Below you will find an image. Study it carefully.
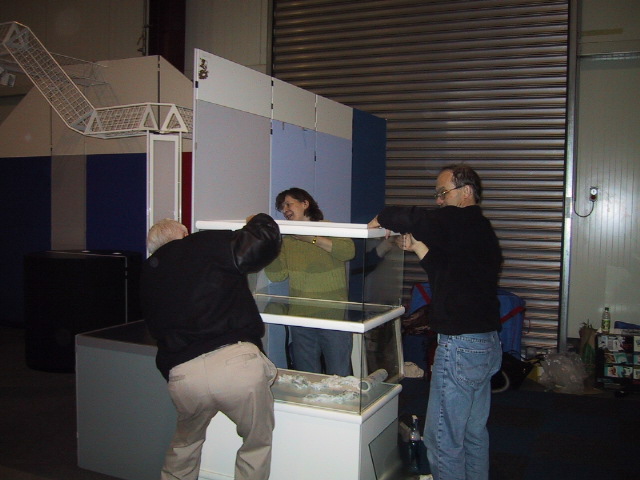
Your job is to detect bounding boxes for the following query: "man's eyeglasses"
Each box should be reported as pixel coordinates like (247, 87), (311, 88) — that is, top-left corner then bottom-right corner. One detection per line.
(433, 185), (463, 200)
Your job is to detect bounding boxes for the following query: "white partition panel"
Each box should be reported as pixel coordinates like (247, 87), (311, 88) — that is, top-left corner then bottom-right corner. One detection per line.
(191, 50), (362, 230)
(272, 78), (317, 130)
(316, 95), (353, 140)
(194, 49), (272, 118)
(148, 133), (181, 231)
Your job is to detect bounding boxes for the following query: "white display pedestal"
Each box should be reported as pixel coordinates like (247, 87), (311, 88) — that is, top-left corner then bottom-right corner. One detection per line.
(76, 322), (405, 480)
(193, 219), (407, 480)
(199, 384), (403, 480)
(76, 220), (406, 480)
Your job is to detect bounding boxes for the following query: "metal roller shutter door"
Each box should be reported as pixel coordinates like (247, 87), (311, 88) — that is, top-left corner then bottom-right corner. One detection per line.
(272, 0), (569, 351)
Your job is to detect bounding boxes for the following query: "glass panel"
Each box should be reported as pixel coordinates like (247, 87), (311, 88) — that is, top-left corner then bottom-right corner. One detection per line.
(203, 220), (404, 305)
(265, 318), (403, 415)
(351, 236), (404, 306)
(365, 319), (403, 383)
(255, 294), (402, 326)
(200, 220), (406, 415)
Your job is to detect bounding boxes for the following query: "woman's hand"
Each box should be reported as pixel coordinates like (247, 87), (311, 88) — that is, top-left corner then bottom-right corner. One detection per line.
(294, 235), (333, 253)
(294, 235), (315, 243)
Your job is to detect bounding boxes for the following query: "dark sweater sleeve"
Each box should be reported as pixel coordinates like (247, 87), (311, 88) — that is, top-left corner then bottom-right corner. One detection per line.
(377, 206), (418, 233)
(377, 206), (445, 248)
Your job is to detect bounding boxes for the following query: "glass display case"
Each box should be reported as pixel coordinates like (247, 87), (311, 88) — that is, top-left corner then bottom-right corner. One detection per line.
(196, 219), (407, 480)
(197, 219), (404, 305)
(196, 219), (406, 416)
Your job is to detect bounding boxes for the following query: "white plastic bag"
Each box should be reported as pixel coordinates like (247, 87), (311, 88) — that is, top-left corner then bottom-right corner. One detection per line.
(538, 352), (587, 394)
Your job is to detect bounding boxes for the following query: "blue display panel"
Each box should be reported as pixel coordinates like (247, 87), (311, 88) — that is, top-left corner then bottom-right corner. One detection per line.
(315, 131), (352, 223)
(86, 153), (146, 255)
(0, 156), (51, 324)
(351, 108), (386, 224)
(270, 120), (316, 219)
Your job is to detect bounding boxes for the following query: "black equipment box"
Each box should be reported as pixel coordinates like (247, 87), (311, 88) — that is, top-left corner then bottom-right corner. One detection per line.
(24, 250), (142, 372)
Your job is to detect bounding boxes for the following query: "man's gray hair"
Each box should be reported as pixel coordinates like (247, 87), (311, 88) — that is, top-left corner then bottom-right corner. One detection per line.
(147, 219), (188, 254)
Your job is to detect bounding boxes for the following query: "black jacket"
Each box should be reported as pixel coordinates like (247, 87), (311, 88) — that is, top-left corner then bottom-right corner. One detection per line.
(141, 213), (281, 380)
(378, 205), (502, 335)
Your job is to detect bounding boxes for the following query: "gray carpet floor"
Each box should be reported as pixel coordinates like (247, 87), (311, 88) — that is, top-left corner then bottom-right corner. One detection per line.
(3, 323), (639, 480)
(399, 373), (640, 480)
(0, 326), (120, 480)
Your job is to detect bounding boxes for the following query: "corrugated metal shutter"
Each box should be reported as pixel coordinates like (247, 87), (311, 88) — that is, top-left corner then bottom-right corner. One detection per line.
(272, 0), (568, 351)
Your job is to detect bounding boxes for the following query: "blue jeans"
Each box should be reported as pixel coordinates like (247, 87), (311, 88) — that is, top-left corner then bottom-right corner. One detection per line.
(290, 327), (352, 376)
(424, 332), (501, 480)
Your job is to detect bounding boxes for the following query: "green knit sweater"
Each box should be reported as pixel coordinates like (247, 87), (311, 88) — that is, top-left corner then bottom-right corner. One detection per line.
(264, 234), (355, 302)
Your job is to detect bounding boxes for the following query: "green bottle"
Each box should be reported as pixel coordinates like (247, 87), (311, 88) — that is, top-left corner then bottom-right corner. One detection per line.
(601, 307), (611, 334)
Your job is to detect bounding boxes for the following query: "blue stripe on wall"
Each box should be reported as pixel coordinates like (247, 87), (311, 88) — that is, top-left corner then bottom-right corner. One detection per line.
(351, 108), (386, 224)
(86, 153), (147, 255)
(0, 156), (51, 325)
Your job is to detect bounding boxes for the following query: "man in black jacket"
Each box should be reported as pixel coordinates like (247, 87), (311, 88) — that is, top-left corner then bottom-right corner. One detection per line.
(369, 165), (502, 480)
(141, 214), (281, 480)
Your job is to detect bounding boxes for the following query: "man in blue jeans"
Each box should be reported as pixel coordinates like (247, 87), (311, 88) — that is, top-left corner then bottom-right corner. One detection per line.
(369, 164), (502, 480)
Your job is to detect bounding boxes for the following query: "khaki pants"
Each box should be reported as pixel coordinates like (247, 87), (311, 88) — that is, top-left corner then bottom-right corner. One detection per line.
(161, 342), (277, 480)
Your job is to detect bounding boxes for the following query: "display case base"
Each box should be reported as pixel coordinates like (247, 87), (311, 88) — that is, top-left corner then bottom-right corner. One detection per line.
(200, 385), (403, 480)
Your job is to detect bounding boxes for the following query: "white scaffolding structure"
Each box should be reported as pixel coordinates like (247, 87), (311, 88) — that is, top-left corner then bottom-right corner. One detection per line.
(0, 21), (192, 139)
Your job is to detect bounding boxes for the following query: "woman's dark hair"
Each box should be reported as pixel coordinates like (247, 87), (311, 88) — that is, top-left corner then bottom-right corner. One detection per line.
(275, 187), (324, 221)
(441, 164), (482, 204)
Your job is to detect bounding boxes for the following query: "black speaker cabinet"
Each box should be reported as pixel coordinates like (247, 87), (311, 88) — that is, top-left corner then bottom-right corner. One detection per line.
(24, 250), (142, 372)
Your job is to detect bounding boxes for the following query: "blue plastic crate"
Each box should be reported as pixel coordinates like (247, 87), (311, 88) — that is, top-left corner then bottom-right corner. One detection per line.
(407, 283), (526, 356)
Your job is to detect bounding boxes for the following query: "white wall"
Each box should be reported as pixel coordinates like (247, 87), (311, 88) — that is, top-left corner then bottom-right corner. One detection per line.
(185, 0), (271, 76)
(566, 0), (640, 336)
(0, 0), (271, 124)
(0, 0), (146, 100)
(579, 0), (640, 56)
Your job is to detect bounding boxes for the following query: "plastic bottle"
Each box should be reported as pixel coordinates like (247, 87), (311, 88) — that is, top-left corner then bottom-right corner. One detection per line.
(601, 307), (611, 334)
(408, 415), (421, 473)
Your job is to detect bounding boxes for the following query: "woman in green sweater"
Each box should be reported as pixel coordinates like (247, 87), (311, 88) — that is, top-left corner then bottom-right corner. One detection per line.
(265, 188), (355, 376)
